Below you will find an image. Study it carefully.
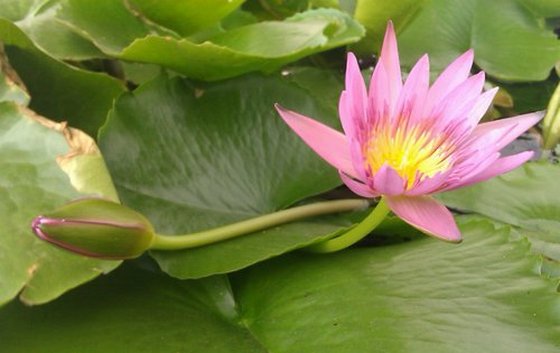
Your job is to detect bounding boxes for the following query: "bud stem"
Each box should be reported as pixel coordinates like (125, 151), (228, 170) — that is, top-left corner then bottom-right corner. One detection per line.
(304, 197), (390, 253)
(150, 199), (370, 250)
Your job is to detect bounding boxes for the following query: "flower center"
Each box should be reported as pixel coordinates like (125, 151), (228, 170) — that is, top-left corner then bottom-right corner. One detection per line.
(365, 124), (452, 187)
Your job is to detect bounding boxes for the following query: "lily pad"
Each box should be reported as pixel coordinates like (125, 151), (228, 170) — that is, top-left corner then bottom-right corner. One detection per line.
(397, 0), (560, 81)
(1, 218), (559, 352)
(0, 16), (125, 136)
(0, 0), (106, 60)
(439, 162), (560, 273)
(0, 100), (120, 306)
(126, 0), (246, 36)
(98, 72), (362, 279)
(57, 0), (364, 80)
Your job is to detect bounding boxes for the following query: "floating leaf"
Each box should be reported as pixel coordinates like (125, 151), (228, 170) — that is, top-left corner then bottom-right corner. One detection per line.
(0, 51), (29, 105)
(98, 72), (357, 279)
(398, 0), (560, 81)
(0, 0), (106, 60)
(0, 100), (120, 305)
(1, 218), (559, 352)
(233, 218), (560, 352)
(352, 0), (426, 53)
(0, 16), (124, 136)
(439, 162), (560, 273)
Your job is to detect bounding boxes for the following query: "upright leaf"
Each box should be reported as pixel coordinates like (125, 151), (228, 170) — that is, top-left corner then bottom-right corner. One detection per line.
(57, 0), (365, 80)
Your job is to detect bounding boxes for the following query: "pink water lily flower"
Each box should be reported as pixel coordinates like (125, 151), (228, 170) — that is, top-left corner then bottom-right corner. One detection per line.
(276, 22), (542, 242)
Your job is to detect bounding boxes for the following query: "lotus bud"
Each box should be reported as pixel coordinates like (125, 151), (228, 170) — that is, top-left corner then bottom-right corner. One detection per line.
(31, 198), (155, 259)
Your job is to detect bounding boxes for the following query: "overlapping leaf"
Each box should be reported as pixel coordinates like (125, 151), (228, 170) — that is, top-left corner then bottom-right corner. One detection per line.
(54, 0), (364, 80)
(98, 72), (363, 279)
(439, 162), (560, 275)
(126, 0), (246, 36)
(0, 11), (124, 135)
(397, 0), (560, 81)
(0, 66), (120, 305)
(1, 218), (559, 352)
(351, 0), (426, 52)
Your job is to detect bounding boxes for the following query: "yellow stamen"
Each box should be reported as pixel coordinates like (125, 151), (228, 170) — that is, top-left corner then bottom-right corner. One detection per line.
(366, 124), (451, 187)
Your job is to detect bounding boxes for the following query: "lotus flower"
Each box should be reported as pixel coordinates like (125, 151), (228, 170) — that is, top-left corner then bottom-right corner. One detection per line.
(276, 22), (542, 242)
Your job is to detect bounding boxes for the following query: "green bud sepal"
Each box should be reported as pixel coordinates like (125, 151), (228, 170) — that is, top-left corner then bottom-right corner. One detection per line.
(31, 198), (155, 259)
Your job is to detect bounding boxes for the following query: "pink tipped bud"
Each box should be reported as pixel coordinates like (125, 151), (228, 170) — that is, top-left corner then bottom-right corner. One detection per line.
(31, 198), (155, 259)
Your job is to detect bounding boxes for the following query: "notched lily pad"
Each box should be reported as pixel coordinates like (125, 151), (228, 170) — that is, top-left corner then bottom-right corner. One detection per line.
(98, 72), (363, 279)
(0, 61), (120, 306)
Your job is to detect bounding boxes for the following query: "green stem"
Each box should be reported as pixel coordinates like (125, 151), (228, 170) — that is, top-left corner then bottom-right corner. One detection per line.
(305, 197), (390, 253)
(543, 81), (560, 150)
(150, 199), (370, 250)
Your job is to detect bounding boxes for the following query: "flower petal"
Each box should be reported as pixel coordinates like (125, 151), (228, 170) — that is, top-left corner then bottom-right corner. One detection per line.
(275, 104), (357, 178)
(340, 53), (368, 139)
(405, 171), (450, 196)
(368, 21), (402, 121)
(433, 71), (486, 130)
(339, 171), (379, 198)
(471, 111), (544, 152)
(424, 49), (474, 114)
(465, 87), (499, 128)
(373, 164), (406, 195)
(446, 151), (534, 191)
(386, 195), (461, 242)
(395, 54), (429, 127)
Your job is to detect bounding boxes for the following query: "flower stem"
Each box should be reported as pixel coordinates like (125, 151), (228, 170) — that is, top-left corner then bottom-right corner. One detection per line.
(150, 199), (370, 250)
(543, 81), (560, 149)
(305, 197), (390, 253)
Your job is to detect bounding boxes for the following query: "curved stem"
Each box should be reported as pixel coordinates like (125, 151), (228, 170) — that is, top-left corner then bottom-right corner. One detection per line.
(150, 199), (370, 250)
(305, 197), (390, 253)
(543, 81), (560, 149)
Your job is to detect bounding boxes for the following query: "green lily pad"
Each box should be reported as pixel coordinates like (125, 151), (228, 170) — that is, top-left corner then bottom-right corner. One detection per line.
(98, 72), (363, 279)
(0, 54), (29, 105)
(398, 0), (560, 82)
(57, 0), (364, 80)
(352, 0), (427, 53)
(0, 269), (267, 352)
(126, 0), (246, 36)
(439, 162), (560, 273)
(1, 218), (558, 352)
(233, 218), (560, 352)
(0, 16), (125, 136)
(0, 98), (120, 306)
(0, 0), (106, 60)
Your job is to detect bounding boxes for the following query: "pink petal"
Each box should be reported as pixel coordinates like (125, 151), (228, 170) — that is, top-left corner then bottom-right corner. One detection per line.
(386, 195), (461, 242)
(424, 50), (474, 116)
(433, 72), (486, 128)
(465, 87), (499, 128)
(372, 164), (406, 195)
(447, 151), (534, 190)
(405, 171), (450, 196)
(442, 152), (501, 192)
(368, 21), (403, 121)
(340, 53), (368, 139)
(395, 54), (429, 127)
(275, 104), (358, 178)
(470, 111), (544, 152)
(348, 138), (369, 180)
(448, 111), (543, 183)
(339, 171), (379, 198)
